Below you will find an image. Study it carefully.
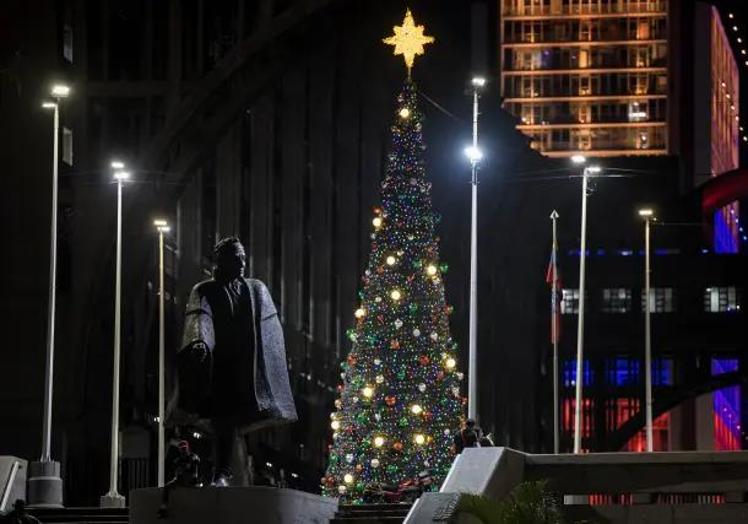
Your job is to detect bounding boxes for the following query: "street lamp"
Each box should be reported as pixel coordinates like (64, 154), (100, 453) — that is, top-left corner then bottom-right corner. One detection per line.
(154, 219), (170, 487)
(638, 208), (655, 452)
(28, 83), (71, 509)
(572, 157), (601, 454)
(465, 76), (485, 421)
(101, 165), (130, 508)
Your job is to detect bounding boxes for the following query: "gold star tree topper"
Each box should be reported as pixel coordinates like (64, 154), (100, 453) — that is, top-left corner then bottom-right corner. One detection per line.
(383, 8), (435, 77)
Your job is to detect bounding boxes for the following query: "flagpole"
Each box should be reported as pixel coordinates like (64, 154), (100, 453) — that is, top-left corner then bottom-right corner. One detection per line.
(550, 210), (560, 454)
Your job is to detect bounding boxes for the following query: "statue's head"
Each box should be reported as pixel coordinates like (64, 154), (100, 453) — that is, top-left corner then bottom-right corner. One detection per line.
(177, 440), (191, 456)
(214, 237), (246, 280)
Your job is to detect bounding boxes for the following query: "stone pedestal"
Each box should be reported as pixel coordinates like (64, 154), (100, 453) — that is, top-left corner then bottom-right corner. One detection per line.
(130, 486), (338, 524)
(100, 491), (127, 508)
(26, 460), (63, 508)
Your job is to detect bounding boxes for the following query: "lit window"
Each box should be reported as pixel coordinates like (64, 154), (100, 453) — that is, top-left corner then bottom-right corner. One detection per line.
(605, 357), (640, 387)
(563, 358), (593, 387)
(62, 127), (73, 166)
(704, 287), (741, 313)
(641, 288), (676, 313)
(602, 288), (631, 313)
(561, 289), (580, 314)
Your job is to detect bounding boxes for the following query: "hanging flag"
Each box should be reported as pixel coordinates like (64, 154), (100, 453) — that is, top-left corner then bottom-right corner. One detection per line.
(545, 244), (561, 344)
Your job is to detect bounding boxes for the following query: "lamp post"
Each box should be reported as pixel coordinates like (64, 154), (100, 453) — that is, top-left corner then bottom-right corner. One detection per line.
(639, 208), (655, 452)
(101, 164), (129, 508)
(570, 155), (601, 454)
(154, 219), (170, 487)
(28, 84), (71, 509)
(465, 76), (485, 421)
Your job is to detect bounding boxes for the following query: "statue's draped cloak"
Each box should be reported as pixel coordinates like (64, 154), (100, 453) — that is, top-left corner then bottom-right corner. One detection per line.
(171, 278), (297, 432)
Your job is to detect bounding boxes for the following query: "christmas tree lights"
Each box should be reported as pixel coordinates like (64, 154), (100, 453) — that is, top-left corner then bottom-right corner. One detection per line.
(322, 79), (464, 502)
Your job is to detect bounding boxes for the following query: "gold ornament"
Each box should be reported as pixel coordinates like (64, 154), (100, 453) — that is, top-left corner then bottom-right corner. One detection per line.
(410, 404), (423, 415)
(382, 9), (435, 77)
(414, 433), (426, 445)
(399, 107), (411, 119)
(374, 436), (386, 447)
(372, 216), (383, 228)
(362, 386), (374, 398)
(344, 473), (354, 484)
(445, 357), (457, 370)
(355, 307), (366, 319)
(386, 255), (397, 266)
(426, 264), (438, 276)
(390, 289), (402, 301)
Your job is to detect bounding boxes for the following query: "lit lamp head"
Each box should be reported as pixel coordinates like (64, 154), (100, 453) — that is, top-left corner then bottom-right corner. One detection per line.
(51, 84), (71, 98)
(638, 208), (654, 219)
(464, 145), (483, 165)
(571, 154), (587, 165)
(471, 76), (486, 88)
(113, 170), (130, 182)
(154, 218), (170, 233)
(586, 165), (602, 175)
(111, 160), (125, 170)
(41, 101), (57, 109)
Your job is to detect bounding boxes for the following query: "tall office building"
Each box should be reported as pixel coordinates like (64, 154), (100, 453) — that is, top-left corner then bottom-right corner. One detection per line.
(499, 0), (672, 157)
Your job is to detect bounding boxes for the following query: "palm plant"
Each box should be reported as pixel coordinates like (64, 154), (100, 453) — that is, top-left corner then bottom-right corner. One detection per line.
(456, 480), (566, 524)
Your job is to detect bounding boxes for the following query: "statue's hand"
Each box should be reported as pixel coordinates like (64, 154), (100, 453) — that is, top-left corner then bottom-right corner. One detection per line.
(190, 342), (209, 364)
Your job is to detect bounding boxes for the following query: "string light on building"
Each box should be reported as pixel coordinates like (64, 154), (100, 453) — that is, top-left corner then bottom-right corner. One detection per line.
(725, 12), (748, 145)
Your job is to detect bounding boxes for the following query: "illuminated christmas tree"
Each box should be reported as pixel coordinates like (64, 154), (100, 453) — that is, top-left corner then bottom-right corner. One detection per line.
(322, 10), (463, 502)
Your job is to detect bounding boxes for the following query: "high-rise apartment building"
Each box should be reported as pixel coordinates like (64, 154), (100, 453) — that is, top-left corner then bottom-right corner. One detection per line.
(500, 0), (671, 157)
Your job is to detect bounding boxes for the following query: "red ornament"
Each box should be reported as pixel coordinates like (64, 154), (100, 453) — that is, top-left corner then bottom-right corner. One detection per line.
(385, 395), (397, 407)
(393, 442), (403, 451)
(390, 339), (400, 350)
(418, 355), (430, 366)
(424, 411), (434, 422)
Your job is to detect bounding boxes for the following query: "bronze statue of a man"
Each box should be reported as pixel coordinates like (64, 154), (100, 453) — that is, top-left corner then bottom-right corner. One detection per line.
(175, 237), (297, 486)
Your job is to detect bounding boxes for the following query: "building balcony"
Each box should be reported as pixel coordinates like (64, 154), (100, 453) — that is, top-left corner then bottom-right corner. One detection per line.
(502, 1), (668, 19)
(503, 93), (668, 102)
(502, 66), (668, 76)
(517, 120), (666, 129)
(502, 38), (667, 48)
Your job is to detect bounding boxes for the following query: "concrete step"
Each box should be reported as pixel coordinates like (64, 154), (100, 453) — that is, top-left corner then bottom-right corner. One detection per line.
(331, 503), (412, 523)
(28, 507), (129, 524)
(330, 516), (405, 524)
